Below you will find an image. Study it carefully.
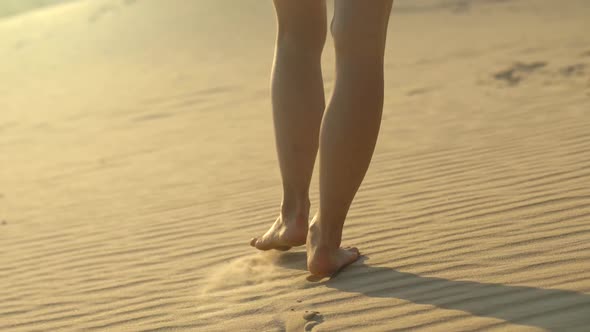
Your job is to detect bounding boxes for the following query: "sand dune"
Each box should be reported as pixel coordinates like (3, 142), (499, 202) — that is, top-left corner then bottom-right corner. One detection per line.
(1, 0), (589, 331)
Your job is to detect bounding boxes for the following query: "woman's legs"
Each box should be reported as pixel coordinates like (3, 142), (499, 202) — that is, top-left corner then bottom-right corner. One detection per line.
(251, 0), (327, 250)
(307, 0), (393, 277)
(252, 0), (394, 277)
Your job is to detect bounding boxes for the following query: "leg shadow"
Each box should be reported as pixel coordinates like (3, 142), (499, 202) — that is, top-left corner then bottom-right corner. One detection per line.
(323, 260), (590, 331)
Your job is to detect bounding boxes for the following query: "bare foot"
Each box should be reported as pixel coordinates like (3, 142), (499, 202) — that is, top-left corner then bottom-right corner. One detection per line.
(307, 246), (359, 278)
(250, 203), (309, 251)
(306, 217), (360, 278)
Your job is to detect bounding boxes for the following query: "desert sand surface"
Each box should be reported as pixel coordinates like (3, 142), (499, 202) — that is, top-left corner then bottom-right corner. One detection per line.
(1, 0), (590, 331)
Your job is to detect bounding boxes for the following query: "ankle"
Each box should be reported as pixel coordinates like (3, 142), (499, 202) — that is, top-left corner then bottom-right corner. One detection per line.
(281, 195), (310, 218)
(308, 217), (342, 250)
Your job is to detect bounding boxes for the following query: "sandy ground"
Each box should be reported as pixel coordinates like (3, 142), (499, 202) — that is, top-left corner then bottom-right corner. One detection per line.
(1, 0), (590, 331)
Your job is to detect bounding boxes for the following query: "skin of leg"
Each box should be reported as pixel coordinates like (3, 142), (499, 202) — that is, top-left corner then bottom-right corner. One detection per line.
(251, 0), (327, 250)
(307, 0), (394, 277)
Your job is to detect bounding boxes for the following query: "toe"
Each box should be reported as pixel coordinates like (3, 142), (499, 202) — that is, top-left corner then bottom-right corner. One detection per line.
(328, 247), (360, 278)
(250, 235), (293, 251)
(250, 237), (267, 250)
(343, 248), (359, 265)
(253, 237), (274, 251)
(347, 247), (360, 256)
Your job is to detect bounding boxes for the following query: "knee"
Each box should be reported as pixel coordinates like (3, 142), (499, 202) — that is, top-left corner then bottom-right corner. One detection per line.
(330, 18), (386, 61)
(277, 18), (326, 56)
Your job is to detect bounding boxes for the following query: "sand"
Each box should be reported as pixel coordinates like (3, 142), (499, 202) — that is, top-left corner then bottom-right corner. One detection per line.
(1, 0), (589, 331)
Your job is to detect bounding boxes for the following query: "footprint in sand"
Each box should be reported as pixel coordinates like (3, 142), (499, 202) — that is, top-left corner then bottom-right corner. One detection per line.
(303, 311), (323, 331)
(493, 61), (547, 86)
(286, 310), (324, 332)
(559, 63), (586, 77)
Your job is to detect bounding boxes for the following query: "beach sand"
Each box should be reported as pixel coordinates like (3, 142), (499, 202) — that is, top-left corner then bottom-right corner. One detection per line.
(1, 0), (589, 330)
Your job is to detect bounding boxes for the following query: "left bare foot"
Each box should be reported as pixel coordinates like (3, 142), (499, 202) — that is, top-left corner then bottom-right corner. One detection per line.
(250, 201), (309, 251)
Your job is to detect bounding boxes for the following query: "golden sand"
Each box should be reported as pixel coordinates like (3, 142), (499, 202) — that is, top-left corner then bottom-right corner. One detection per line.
(1, 0), (589, 330)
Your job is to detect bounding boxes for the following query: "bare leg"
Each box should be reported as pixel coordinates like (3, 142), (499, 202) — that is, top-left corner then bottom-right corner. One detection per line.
(307, 0), (393, 276)
(251, 0), (327, 250)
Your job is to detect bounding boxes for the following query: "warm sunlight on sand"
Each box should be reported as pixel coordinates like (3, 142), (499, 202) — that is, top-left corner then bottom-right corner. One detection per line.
(1, 0), (589, 331)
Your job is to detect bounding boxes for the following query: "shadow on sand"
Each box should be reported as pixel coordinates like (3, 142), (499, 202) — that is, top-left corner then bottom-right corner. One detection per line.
(274, 252), (590, 331)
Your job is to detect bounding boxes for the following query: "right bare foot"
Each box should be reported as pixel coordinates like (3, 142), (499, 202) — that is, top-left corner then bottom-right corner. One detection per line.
(306, 217), (360, 278)
(250, 201), (309, 251)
